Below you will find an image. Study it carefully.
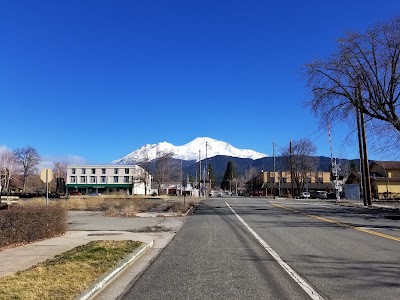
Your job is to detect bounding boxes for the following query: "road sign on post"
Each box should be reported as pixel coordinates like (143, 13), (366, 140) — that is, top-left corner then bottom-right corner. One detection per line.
(40, 168), (54, 205)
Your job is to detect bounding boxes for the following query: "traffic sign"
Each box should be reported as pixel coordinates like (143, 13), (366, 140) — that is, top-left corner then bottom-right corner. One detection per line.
(40, 168), (54, 183)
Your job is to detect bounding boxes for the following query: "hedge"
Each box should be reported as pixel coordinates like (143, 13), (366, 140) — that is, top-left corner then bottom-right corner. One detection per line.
(0, 204), (67, 248)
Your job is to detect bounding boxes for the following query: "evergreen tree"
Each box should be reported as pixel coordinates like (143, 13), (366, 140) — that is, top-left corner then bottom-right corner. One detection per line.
(220, 161), (235, 191)
(208, 163), (216, 189)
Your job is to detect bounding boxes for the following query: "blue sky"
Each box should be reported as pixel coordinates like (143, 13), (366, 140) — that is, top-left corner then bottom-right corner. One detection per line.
(1, 0), (399, 167)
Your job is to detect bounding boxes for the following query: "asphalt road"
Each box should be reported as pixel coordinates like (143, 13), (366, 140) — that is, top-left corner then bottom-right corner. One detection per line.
(120, 197), (400, 300)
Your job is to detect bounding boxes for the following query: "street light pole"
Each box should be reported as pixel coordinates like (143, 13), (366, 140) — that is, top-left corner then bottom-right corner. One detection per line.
(203, 166), (206, 198)
(199, 150), (202, 198)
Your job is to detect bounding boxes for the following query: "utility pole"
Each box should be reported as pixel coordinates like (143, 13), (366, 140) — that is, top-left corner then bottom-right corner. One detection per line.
(180, 159), (183, 196)
(199, 150), (201, 198)
(273, 142), (276, 199)
(290, 139), (294, 198)
(195, 170), (198, 189)
(360, 111), (372, 205)
(355, 82), (372, 206)
(203, 165), (206, 198)
(356, 107), (367, 206)
(328, 124), (340, 202)
(205, 141), (208, 197)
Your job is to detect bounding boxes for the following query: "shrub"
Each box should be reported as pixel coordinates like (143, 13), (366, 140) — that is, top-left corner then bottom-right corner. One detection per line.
(0, 203), (67, 249)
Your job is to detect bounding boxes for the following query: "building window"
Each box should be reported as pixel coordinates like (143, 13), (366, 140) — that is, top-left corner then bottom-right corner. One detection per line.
(100, 176), (106, 183)
(91, 168), (96, 174)
(124, 176), (129, 183)
(80, 176), (86, 183)
(90, 176), (96, 183)
(281, 177), (287, 183)
(125, 168), (129, 174)
(114, 168), (119, 174)
(82, 168), (86, 174)
(72, 168), (76, 174)
(102, 168), (106, 174)
(70, 176), (76, 183)
(114, 176), (118, 183)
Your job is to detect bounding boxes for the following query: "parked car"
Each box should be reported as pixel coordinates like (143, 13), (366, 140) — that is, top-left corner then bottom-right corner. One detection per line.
(88, 193), (101, 196)
(299, 192), (310, 199)
(315, 191), (327, 199)
(69, 191), (81, 196)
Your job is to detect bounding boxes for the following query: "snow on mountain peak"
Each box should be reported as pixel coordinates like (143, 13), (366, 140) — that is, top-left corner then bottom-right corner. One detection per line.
(113, 137), (267, 164)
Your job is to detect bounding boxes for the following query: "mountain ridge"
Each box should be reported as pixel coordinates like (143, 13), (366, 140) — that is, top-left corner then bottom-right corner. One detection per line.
(113, 137), (268, 164)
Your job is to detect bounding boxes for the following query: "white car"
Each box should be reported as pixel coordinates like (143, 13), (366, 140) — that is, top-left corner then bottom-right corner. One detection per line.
(299, 192), (310, 199)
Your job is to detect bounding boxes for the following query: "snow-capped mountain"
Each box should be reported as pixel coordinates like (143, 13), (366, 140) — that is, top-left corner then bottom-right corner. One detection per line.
(113, 137), (267, 164)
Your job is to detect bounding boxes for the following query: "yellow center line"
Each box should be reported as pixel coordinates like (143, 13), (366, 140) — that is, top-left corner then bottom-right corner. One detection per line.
(272, 203), (400, 243)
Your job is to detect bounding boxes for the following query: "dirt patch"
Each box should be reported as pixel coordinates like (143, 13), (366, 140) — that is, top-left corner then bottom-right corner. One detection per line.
(130, 226), (173, 233)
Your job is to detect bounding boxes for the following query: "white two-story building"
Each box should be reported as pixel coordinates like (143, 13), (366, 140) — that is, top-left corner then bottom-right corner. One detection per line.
(65, 165), (152, 195)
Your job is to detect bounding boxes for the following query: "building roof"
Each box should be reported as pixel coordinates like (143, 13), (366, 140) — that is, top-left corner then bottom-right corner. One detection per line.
(68, 164), (139, 168)
(372, 161), (400, 170)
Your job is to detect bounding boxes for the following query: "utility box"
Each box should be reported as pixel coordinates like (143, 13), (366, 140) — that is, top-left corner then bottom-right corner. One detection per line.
(344, 184), (360, 200)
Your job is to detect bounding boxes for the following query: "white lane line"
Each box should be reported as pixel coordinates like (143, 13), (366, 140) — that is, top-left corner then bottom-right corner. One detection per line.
(226, 202), (324, 300)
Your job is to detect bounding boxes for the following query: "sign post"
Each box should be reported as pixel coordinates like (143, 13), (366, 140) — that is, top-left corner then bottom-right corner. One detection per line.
(40, 168), (54, 205)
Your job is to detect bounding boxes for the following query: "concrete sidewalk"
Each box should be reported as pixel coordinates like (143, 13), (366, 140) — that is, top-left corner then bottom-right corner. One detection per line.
(0, 210), (185, 299)
(0, 231), (154, 278)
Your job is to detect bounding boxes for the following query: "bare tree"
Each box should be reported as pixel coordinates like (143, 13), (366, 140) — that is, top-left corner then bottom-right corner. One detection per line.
(51, 161), (68, 193)
(137, 149), (153, 195)
(0, 150), (18, 192)
(154, 150), (177, 194)
(13, 146), (41, 191)
(241, 166), (258, 194)
(336, 159), (353, 180)
(53, 161), (68, 180)
(25, 174), (43, 193)
(134, 166), (151, 195)
(305, 16), (400, 132)
(281, 139), (317, 196)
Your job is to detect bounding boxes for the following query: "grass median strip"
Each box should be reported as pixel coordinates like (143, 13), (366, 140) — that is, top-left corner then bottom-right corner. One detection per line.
(0, 240), (142, 300)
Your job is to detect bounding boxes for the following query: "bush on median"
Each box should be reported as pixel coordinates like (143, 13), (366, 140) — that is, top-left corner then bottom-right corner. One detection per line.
(0, 203), (67, 249)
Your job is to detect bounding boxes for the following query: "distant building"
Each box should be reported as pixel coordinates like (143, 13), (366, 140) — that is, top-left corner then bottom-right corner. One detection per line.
(65, 165), (152, 195)
(250, 170), (332, 197)
(158, 181), (197, 197)
(346, 161), (400, 200)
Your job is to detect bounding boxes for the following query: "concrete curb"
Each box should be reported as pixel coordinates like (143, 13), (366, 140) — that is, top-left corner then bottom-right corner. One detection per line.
(334, 201), (400, 211)
(135, 204), (197, 218)
(77, 240), (154, 300)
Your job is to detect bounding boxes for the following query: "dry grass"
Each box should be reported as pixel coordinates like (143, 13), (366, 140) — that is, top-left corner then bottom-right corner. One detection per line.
(163, 200), (196, 214)
(0, 240), (141, 300)
(20, 196), (199, 217)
